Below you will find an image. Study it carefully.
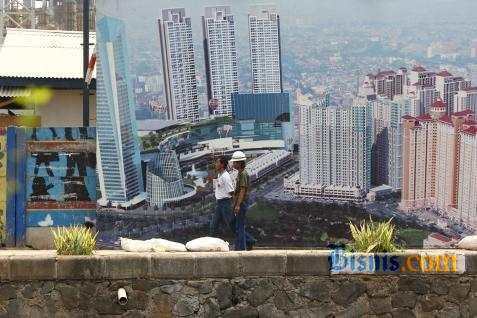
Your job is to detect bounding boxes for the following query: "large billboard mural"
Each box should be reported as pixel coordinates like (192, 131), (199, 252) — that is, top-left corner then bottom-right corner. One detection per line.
(95, 0), (463, 251)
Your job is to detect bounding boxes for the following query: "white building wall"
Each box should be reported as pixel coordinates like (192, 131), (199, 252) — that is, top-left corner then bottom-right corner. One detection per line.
(159, 9), (199, 122)
(454, 89), (477, 113)
(435, 122), (456, 211)
(297, 100), (372, 200)
(203, 6), (238, 116)
(249, 5), (282, 94)
(457, 132), (477, 227)
(407, 124), (434, 209)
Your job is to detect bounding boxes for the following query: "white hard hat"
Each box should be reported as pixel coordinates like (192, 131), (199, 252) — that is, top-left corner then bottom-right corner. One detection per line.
(230, 151), (246, 162)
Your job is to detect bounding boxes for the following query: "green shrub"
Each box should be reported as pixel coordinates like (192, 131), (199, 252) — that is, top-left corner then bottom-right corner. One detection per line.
(347, 218), (398, 253)
(52, 226), (97, 255)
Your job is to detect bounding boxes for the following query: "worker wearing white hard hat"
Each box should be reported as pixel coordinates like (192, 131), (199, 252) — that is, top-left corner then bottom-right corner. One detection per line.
(208, 156), (235, 239)
(230, 151), (256, 250)
(230, 150), (246, 162)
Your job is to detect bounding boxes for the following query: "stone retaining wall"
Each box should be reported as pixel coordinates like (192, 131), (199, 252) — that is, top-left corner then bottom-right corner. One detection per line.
(1, 250), (477, 317)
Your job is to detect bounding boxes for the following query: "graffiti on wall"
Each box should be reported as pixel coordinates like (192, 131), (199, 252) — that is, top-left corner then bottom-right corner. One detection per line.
(24, 127), (97, 227)
(26, 153), (96, 203)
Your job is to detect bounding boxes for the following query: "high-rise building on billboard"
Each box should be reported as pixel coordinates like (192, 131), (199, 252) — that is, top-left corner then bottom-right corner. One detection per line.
(202, 6), (238, 116)
(400, 99), (476, 228)
(285, 98), (372, 201)
(435, 70), (471, 114)
(454, 86), (477, 114)
(364, 65), (475, 195)
(367, 68), (407, 100)
(231, 92), (292, 147)
(371, 96), (409, 190)
(146, 150), (185, 207)
(248, 5), (283, 94)
(96, 16), (144, 207)
(158, 8), (199, 122)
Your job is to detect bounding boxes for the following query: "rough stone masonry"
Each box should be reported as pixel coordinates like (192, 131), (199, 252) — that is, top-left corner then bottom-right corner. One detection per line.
(1, 250), (477, 317)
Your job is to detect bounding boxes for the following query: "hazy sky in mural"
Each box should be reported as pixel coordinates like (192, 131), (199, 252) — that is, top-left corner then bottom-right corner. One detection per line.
(96, 0), (477, 108)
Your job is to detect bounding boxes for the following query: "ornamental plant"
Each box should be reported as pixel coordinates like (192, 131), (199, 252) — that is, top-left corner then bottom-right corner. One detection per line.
(52, 225), (97, 255)
(347, 218), (398, 253)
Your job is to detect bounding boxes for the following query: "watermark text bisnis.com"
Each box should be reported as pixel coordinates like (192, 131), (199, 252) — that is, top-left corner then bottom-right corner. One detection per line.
(329, 249), (465, 274)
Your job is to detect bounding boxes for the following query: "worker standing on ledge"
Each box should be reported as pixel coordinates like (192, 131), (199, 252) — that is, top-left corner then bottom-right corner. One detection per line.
(209, 156), (235, 238)
(230, 151), (257, 251)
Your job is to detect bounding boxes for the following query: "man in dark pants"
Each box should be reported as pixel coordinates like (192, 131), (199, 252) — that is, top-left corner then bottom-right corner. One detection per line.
(230, 151), (257, 251)
(209, 157), (235, 238)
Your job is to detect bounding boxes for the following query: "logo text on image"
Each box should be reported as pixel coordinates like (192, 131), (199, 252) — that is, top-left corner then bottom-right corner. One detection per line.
(329, 249), (464, 274)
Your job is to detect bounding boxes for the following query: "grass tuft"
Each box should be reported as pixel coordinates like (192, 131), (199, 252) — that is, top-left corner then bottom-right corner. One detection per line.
(52, 225), (97, 255)
(347, 217), (398, 253)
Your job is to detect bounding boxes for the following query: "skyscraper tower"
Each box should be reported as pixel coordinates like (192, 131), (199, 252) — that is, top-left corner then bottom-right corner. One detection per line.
(202, 6), (238, 116)
(400, 100), (476, 228)
(96, 16), (144, 207)
(297, 99), (372, 200)
(435, 70), (471, 114)
(248, 4), (282, 94)
(158, 8), (199, 122)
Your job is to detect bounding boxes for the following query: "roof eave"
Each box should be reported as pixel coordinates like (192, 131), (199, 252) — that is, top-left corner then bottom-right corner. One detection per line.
(0, 77), (96, 90)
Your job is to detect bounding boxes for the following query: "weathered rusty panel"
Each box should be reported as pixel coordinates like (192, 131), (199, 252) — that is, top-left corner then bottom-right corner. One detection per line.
(23, 127), (97, 242)
(0, 115), (41, 128)
(1, 127), (98, 246)
(26, 141), (96, 153)
(27, 201), (97, 210)
(24, 128), (97, 208)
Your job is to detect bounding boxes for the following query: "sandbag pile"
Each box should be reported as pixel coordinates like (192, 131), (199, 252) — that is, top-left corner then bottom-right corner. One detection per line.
(120, 238), (153, 252)
(149, 238), (187, 252)
(457, 235), (477, 250)
(185, 237), (229, 252)
(120, 236), (229, 252)
(120, 237), (187, 252)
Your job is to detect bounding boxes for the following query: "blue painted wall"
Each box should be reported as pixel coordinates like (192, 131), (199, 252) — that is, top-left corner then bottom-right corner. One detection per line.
(4, 127), (97, 246)
(27, 210), (97, 227)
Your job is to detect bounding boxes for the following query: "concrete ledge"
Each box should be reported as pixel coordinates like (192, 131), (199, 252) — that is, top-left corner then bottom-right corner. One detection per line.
(196, 252), (240, 278)
(240, 251), (287, 276)
(151, 253), (196, 279)
(9, 255), (57, 280)
(103, 253), (150, 280)
(286, 250), (330, 276)
(57, 255), (104, 280)
(0, 249), (475, 282)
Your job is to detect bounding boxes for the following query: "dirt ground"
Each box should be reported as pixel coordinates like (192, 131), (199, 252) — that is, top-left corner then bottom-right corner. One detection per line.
(156, 199), (432, 249)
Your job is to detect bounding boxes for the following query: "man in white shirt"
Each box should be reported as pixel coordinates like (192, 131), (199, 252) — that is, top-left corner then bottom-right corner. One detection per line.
(209, 156), (235, 237)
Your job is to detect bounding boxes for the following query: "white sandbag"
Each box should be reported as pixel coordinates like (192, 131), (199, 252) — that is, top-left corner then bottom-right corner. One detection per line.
(120, 237), (152, 252)
(148, 238), (187, 252)
(457, 236), (477, 250)
(186, 237), (229, 252)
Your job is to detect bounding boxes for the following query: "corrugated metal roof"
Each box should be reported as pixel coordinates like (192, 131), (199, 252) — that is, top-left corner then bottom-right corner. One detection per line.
(0, 28), (96, 79)
(0, 87), (31, 97)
